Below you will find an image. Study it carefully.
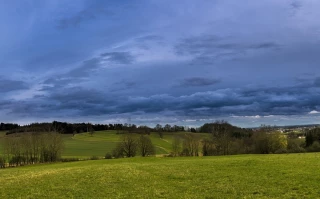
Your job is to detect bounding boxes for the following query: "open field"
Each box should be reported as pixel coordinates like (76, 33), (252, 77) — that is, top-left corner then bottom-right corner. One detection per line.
(1, 153), (320, 198)
(0, 131), (210, 158)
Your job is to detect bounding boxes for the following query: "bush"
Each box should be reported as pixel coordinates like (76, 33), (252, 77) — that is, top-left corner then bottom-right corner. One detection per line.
(287, 138), (305, 153)
(112, 144), (124, 158)
(274, 148), (288, 154)
(90, 156), (100, 160)
(105, 153), (112, 159)
(61, 158), (80, 162)
(306, 141), (320, 152)
(288, 147), (306, 153)
(0, 156), (6, 168)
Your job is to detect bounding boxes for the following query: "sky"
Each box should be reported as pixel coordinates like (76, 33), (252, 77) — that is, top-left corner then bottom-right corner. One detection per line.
(1, 0), (320, 127)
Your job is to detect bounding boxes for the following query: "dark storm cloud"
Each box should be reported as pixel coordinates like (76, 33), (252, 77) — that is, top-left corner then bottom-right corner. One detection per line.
(3, 82), (320, 124)
(179, 77), (220, 87)
(100, 52), (135, 64)
(0, 78), (28, 92)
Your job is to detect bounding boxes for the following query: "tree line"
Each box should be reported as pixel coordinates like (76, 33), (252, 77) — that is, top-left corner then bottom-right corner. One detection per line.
(3, 121), (187, 135)
(2, 120), (320, 166)
(107, 134), (155, 159)
(168, 121), (320, 157)
(0, 132), (63, 168)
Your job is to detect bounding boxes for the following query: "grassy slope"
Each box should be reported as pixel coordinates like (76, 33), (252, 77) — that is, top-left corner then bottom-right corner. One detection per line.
(62, 131), (209, 158)
(1, 153), (320, 198)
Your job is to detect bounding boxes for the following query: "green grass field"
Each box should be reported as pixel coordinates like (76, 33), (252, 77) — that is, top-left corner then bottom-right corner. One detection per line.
(62, 131), (184, 158)
(1, 153), (320, 198)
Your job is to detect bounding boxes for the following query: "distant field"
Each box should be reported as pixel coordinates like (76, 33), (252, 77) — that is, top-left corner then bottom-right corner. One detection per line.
(1, 153), (320, 198)
(0, 130), (210, 158)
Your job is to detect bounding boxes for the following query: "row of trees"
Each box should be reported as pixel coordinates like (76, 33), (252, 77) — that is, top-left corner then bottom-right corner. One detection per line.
(110, 134), (155, 158)
(169, 122), (317, 157)
(0, 132), (64, 168)
(0, 123), (19, 131)
(4, 121), (187, 135)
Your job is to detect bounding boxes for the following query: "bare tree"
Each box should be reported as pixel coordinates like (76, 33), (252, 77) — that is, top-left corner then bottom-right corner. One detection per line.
(181, 133), (200, 156)
(117, 134), (138, 157)
(2, 132), (64, 167)
(139, 135), (155, 157)
(210, 121), (233, 155)
(171, 136), (181, 156)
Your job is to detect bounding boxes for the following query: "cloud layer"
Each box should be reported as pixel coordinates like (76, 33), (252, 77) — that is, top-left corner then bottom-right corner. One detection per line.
(1, 0), (320, 127)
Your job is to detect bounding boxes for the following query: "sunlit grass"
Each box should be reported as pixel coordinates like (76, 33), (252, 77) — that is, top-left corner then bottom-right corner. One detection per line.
(1, 153), (320, 198)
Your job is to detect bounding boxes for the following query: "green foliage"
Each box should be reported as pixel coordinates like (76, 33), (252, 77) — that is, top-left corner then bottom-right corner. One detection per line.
(274, 148), (288, 154)
(287, 139), (306, 153)
(0, 156), (5, 168)
(90, 156), (100, 160)
(306, 141), (320, 152)
(252, 131), (287, 154)
(305, 128), (320, 147)
(104, 153), (112, 159)
(61, 158), (80, 162)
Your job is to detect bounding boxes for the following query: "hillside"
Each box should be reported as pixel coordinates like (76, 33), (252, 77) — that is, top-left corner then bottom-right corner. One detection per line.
(0, 130), (210, 158)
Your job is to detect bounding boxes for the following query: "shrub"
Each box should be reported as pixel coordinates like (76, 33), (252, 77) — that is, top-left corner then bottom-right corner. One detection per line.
(287, 139), (306, 153)
(112, 144), (124, 158)
(0, 156), (6, 168)
(105, 153), (112, 159)
(90, 156), (100, 160)
(61, 158), (80, 162)
(306, 141), (320, 152)
(274, 148), (288, 154)
(139, 135), (155, 157)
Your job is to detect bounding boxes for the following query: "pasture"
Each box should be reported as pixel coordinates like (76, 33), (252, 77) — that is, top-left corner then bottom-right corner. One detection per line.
(0, 153), (320, 198)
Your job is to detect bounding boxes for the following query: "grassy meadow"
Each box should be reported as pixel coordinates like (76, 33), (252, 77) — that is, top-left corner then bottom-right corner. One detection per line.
(1, 153), (320, 198)
(62, 131), (190, 158)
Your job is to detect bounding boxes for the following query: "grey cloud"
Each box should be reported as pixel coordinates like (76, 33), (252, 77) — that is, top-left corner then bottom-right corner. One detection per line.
(135, 35), (163, 42)
(100, 52), (135, 64)
(179, 77), (220, 87)
(45, 57), (101, 87)
(175, 35), (281, 64)
(175, 35), (222, 55)
(56, 2), (113, 29)
(4, 83), (320, 121)
(313, 77), (320, 87)
(111, 80), (137, 92)
(250, 42), (280, 49)
(0, 78), (28, 92)
(69, 58), (101, 77)
(40, 52), (136, 92)
(291, 1), (302, 9)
